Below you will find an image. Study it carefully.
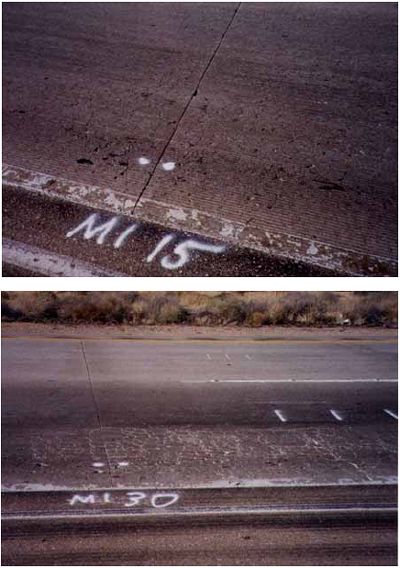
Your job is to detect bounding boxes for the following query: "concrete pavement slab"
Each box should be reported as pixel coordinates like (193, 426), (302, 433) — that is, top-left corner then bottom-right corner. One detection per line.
(1, 338), (98, 428)
(3, 2), (237, 202)
(136, 2), (397, 273)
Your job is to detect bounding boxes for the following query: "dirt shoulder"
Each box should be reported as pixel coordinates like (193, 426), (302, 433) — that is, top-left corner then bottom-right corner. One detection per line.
(1, 321), (397, 341)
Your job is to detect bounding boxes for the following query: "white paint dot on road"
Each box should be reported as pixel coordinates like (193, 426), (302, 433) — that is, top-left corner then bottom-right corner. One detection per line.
(330, 409), (343, 422)
(92, 462), (105, 467)
(274, 409), (287, 423)
(117, 461), (129, 467)
(138, 157), (151, 165)
(162, 161), (175, 171)
(384, 409), (398, 420)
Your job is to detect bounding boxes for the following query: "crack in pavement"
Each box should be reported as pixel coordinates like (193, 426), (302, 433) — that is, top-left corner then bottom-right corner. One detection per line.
(80, 342), (113, 487)
(131, 2), (242, 213)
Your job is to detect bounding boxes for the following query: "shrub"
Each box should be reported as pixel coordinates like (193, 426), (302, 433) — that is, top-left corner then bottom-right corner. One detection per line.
(57, 292), (135, 323)
(131, 294), (188, 325)
(3, 292), (59, 321)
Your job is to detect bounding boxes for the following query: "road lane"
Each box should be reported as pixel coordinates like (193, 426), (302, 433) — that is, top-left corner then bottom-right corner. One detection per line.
(2, 335), (397, 490)
(2, 336), (397, 426)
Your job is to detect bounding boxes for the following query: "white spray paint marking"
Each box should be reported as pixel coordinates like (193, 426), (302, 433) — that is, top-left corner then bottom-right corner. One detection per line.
(206, 353), (212, 360)
(69, 494), (96, 506)
(146, 234), (175, 263)
(151, 493), (179, 508)
(160, 239), (225, 270)
(274, 409), (287, 423)
(330, 409), (344, 422)
(68, 491), (180, 509)
(64, 212), (225, 270)
(224, 354), (231, 361)
(92, 462), (105, 468)
(103, 492), (112, 503)
(124, 492), (147, 507)
(113, 224), (137, 248)
(245, 355), (252, 360)
(3, 238), (122, 277)
(384, 409), (398, 420)
(66, 213), (119, 245)
(138, 157), (151, 165)
(162, 161), (175, 171)
(117, 461), (129, 467)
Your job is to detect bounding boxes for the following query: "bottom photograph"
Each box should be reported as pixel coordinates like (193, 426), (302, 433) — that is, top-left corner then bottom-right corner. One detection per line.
(1, 291), (398, 566)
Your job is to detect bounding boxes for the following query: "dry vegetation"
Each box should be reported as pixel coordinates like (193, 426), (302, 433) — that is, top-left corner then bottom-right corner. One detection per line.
(1, 292), (397, 327)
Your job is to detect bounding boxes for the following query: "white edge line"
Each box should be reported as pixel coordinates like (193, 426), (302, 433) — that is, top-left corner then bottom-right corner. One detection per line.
(2, 480), (397, 493)
(3, 238), (125, 277)
(3, 506), (397, 522)
(180, 379), (397, 383)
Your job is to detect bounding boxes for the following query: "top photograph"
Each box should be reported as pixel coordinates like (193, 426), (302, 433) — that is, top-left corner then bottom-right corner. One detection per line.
(2, 2), (397, 277)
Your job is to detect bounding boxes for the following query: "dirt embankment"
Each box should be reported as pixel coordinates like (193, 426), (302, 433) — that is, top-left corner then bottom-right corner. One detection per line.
(2, 321), (397, 342)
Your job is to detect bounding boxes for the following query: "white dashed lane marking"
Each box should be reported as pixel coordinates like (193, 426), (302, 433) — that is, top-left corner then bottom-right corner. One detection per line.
(274, 409), (287, 423)
(384, 409), (398, 420)
(330, 409), (344, 422)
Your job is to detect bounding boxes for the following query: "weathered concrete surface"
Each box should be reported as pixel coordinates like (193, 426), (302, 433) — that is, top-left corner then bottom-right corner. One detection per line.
(2, 336), (397, 490)
(1, 338), (99, 428)
(2, 3), (397, 275)
(139, 3), (398, 273)
(2, 424), (397, 491)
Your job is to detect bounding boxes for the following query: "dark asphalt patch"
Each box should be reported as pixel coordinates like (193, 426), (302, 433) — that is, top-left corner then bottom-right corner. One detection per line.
(2, 186), (338, 276)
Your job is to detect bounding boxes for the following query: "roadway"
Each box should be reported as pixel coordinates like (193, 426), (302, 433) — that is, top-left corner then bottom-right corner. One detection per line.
(2, 3), (397, 276)
(2, 334), (398, 564)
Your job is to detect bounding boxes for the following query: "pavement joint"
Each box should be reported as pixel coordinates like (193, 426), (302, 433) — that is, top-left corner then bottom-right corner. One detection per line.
(131, 3), (242, 213)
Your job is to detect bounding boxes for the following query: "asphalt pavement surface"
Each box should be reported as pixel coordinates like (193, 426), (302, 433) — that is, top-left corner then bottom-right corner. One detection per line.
(2, 3), (398, 276)
(2, 333), (398, 564)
